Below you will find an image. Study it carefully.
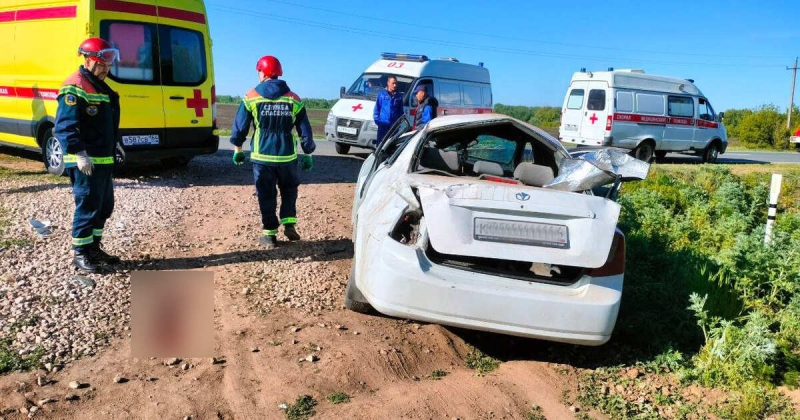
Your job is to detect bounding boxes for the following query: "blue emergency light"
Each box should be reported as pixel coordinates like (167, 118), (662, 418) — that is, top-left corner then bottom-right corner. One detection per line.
(381, 52), (429, 62)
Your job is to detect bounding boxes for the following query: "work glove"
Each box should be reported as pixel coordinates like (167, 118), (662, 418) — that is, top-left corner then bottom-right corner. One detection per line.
(115, 143), (126, 166)
(299, 154), (313, 172)
(232, 150), (246, 166)
(76, 150), (94, 176)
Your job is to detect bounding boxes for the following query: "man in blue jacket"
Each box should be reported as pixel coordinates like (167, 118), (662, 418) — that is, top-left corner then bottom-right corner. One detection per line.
(412, 85), (438, 130)
(372, 76), (403, 147)
(230, 55), (316, 249)
(54, 37), (125, 273)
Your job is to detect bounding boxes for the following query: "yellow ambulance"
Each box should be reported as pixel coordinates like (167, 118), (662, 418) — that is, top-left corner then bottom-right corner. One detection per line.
(0, 0), (218, 175)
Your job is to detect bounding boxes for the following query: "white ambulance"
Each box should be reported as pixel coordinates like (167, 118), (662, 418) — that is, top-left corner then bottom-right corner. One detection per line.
(558, 69), (728, 163)
(325, 52), (492, 154)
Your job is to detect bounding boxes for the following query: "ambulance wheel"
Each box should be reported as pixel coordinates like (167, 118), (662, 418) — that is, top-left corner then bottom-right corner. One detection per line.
(702, 142), (720, 163)
(344, 264), (373, 314)
(632, 141), (654, 163)
(334, 142), (350, 155)
(41, 128), (65, 176)
(161, 156), (192, 168)
(655, 151), (667, 161)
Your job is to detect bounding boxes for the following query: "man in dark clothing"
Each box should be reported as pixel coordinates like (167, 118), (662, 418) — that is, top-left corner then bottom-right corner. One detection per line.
(372, 76), (403, 147)
(413, 85), (438, 130)
(230, 55), (316, 249)
(54, 37), (125, 273)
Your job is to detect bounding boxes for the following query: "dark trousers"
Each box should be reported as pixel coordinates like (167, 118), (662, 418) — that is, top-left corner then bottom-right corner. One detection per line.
(69, 165), (114, 252)
(253, 162), (300, 236)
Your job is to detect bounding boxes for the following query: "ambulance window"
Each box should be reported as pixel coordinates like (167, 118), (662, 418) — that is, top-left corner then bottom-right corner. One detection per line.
(462, 84), (482, 106)
(616, 91), (633, 112)
(159, 26), (207, 85)
(102, 22), (157, 84)
(637, 93), (664, 115)
(587, 90), (606, 111)
(698, 98), (716, 121)
(439, 82), (461, 106)
(567, 89), (584, 109)
(481, 87), (493, 107)
(667, 96), (694, 118)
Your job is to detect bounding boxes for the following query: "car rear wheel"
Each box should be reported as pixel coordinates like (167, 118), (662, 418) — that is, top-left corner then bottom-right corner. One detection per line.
(632, 141), (654, 163)
(344, 264), (373, 314)
(334, 142), (350, 155)
(702, 142), (720, 163)
(41, 128), (65, 176)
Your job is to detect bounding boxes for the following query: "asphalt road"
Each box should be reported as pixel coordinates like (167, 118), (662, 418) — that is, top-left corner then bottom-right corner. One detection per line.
(218, 137), (800, 164)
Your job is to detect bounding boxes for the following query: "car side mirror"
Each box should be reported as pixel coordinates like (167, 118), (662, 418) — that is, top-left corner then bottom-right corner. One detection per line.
(718, 111), (724, 121)
(340, 86), (345, 98)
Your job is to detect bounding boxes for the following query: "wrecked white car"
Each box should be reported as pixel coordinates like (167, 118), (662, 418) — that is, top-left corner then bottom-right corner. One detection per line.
(345, 114), (650, 346)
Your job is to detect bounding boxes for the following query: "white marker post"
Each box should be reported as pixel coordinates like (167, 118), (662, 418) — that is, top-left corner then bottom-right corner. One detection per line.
(765, 173), (783, 244)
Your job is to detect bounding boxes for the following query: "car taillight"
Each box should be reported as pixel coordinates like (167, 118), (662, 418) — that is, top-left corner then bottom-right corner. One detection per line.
(211, 85), (218, 128)
(605, 114), (613, 131)
(589, 229), (625, 277)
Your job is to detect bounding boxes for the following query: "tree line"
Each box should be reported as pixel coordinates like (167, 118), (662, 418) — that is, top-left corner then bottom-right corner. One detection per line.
(217, 95), (800, 149)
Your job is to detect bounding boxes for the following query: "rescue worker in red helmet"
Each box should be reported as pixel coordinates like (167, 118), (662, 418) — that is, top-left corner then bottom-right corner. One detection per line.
(230, 55), (316, 249)
(54, 37), (125, 273)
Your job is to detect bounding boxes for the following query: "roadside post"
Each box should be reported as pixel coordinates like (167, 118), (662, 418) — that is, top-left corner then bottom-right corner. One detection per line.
(764, 173), (783, 244)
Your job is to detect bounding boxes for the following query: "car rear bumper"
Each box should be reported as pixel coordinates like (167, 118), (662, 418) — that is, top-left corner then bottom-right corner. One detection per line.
(120, 127), (219, 162)
(359, 236), (623, 346)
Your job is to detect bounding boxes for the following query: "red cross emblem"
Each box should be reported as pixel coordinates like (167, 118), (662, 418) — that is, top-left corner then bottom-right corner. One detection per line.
(589, 113), (598, 124)
(352, 103), (363, 112)
(186, 89), (209, 117)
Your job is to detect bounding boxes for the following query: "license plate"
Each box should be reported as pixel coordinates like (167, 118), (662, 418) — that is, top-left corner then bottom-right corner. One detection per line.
(337, 126), (358, 135)
(122, 135), (160, 146)
(474, 218), (569, 249)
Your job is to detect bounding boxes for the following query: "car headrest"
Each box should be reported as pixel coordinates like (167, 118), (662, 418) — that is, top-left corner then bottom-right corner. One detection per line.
(514, 163), (554, 187)
(420, 148), (460, 173)
(473, 161), (504, 177)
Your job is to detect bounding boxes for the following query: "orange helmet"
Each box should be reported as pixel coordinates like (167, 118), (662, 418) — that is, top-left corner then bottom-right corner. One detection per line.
(256, 55), (282, 78)
(78, 38), (119, 63)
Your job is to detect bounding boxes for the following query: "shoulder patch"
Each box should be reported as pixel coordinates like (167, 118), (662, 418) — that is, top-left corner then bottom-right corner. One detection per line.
(64, 94), (77, 106)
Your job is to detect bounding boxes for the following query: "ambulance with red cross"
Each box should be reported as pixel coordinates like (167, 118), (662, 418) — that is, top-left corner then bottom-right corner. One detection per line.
(0, 0), (218, 175)
(559, 69), (727, 163)
(326, 53), (493, 155)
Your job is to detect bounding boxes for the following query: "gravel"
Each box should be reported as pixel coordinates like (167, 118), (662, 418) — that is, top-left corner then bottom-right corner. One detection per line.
(1, 153), (354, 370)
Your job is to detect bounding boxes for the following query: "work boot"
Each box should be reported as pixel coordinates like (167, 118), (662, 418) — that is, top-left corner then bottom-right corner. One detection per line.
(89, 243), (121, 264)
(260, 235), (277, 249)
(284, 224), (301, 241)
(73, 251), (99, 273)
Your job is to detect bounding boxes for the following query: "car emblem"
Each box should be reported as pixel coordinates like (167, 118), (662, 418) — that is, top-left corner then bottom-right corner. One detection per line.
(515, 192), (530, 201)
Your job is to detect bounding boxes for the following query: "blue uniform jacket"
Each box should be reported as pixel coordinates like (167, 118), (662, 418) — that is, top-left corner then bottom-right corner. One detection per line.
(230, 79), (315, 165)
(54, 66), (120, 167)
(372, 89), (403, 128)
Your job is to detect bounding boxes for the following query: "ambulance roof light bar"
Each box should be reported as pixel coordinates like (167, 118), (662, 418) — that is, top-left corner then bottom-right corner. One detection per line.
(381, 52), (429, 62)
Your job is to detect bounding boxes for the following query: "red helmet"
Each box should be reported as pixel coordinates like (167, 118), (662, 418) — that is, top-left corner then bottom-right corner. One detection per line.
(78, 38), (119, 63)
(256, 56), (283, 78)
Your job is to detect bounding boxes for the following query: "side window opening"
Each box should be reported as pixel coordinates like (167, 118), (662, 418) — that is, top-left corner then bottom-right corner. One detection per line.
(616, 91), (633, 112)
(160, 25), (207, 85)
(636, 93), (665, 115)
(587, 89), (606, 111)
(567, 89), (584, 110)
(667, 96), (694, 118)
(698, 98), (716, 121)
(102, 21), (158, 84)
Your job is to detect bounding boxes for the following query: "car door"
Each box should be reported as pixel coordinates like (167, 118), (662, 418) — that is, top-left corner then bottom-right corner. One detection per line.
(559, 82), (587, 144)
(352, 116), (412, 224)
(663, 95), (695, 150)
(578, 83), (609, 145)
(694, 98), (719, 149)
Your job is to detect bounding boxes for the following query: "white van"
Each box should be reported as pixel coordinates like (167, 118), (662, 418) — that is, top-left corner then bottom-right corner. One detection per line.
(325, 52), (492, 154)
(559, 69), (727, 163)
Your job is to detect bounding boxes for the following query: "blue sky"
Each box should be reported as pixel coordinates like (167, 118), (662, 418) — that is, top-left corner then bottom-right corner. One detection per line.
(206, 0), (800, 111)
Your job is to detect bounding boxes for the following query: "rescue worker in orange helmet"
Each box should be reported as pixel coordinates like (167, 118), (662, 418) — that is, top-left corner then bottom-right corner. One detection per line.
(230, 55), (315, 249)
(54, 37), (125, 273)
